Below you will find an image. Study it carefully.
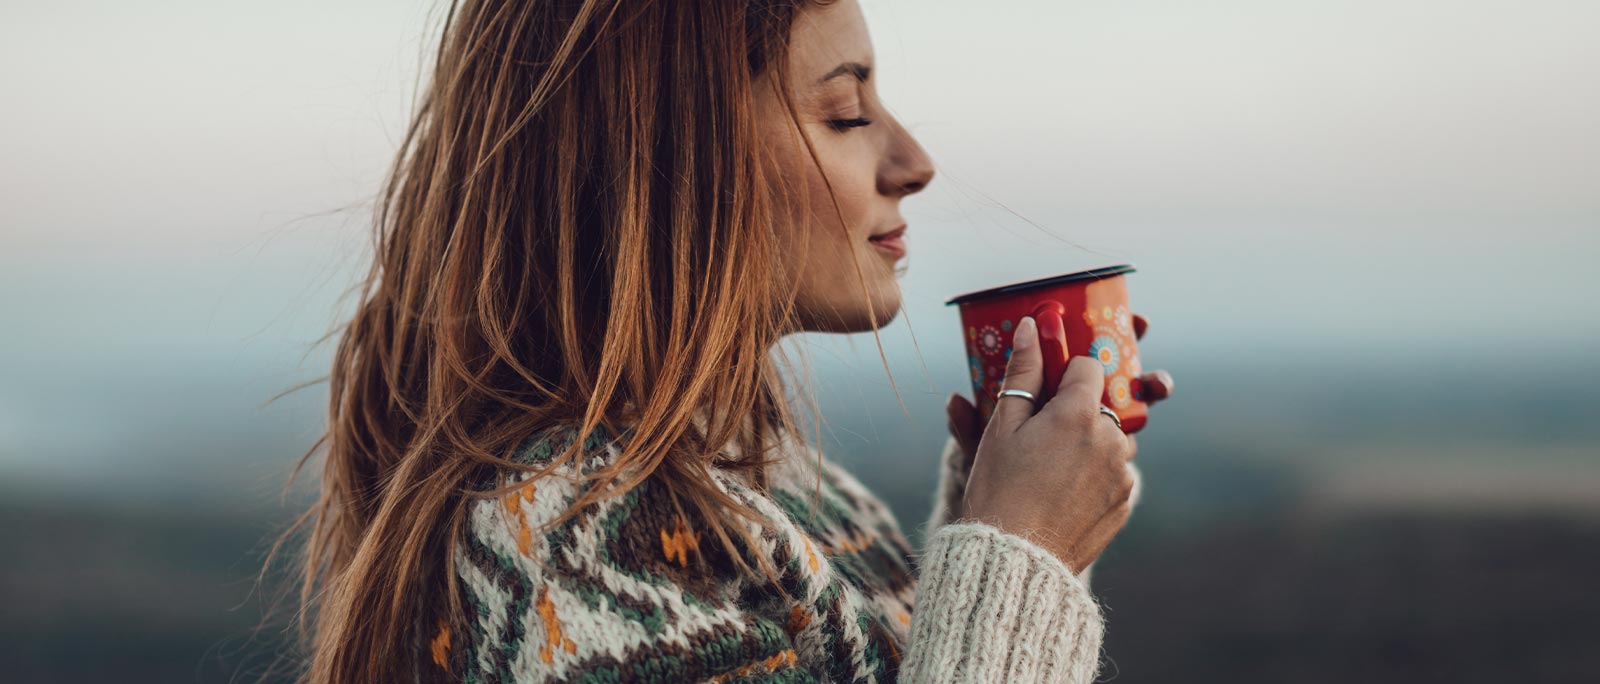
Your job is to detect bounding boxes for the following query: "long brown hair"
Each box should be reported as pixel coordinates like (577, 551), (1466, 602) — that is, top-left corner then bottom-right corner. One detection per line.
(257, 0), (897, 682)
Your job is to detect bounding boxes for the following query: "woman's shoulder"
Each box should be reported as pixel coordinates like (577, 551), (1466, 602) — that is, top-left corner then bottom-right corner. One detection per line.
(761, 441), (919, 586)
(464, 420), (657, 499)
(464, 421), (680, 537)
(458, 420), (771, 576)
(443, 422), (812, 681)
(499, 421), (625, 472)
(764, 440), (903, 525)
(461, 421), (912, 571)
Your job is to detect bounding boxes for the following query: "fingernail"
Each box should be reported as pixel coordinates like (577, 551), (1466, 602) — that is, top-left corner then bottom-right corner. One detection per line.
(1013, 316), (1036, 351)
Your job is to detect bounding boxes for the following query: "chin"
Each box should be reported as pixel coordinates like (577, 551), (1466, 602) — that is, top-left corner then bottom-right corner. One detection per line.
(863, 293), (903, 329)
(800, 293), (903, 333)
(791, 263), (905, 333)
(847, 302), (902, 332)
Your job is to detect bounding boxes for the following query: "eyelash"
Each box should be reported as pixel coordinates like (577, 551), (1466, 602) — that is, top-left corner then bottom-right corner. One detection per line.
(828, 117), (874, 131)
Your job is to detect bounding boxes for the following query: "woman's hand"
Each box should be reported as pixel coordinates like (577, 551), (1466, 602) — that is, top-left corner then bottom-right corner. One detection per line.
(945, 313), (1174, 485)
(959, 314), (1151, 573)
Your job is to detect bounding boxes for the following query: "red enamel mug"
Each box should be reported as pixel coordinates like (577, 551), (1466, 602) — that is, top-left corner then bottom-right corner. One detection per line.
(946, 263), (1148, 433)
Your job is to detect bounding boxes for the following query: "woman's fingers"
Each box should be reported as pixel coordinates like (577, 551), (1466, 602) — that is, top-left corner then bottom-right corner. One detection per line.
(1128, 313), (1173, 404)
(1058, 354), (1131, 461)
(989, 316), (1044, 434)
(1052, 354), (1108, 413)
(1137, 370), (1175, 404)
(945, 392), (981, 461)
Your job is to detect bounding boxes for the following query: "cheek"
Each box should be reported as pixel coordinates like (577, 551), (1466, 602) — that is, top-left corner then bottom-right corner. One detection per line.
(796, 159), (876, 292)
(770, 145), (871, 265)
(763, 133), (897, 322)
(802, 152), (875, 241)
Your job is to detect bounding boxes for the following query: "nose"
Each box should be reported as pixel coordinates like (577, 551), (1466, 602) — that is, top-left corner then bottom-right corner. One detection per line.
(879, 117), (936, 198)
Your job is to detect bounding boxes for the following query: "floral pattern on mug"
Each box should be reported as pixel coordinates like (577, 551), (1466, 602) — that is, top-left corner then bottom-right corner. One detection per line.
(1109, 376), (1133, 409)
(1114, 305), (1134, 337)
(977, 325), (1004, 357)
(1088, 333), (1120, 376)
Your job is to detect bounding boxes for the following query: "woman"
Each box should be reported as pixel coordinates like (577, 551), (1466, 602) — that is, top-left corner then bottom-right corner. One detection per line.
(278, 0), (1176, 682)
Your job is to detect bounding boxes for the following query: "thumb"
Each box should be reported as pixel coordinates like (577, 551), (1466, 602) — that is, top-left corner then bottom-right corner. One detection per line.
(989, 315), (1044, 435)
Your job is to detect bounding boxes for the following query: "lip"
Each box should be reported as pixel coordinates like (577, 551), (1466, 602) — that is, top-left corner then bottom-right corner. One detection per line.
(868, 224), (908, 258)
(869, 224), (907, 240)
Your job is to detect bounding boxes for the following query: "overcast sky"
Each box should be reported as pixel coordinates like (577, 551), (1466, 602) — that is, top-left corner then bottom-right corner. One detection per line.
(2, 0), (1597, 491)
(4, 0), (1595, 361)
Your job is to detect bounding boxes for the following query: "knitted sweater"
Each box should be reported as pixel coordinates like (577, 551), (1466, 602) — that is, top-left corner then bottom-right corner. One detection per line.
(430, 422), (1142, 683)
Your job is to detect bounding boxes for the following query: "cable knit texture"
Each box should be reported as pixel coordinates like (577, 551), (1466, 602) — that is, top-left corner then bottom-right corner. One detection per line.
(430, 423), (1137, 683)
(903, 523), (1103, 682)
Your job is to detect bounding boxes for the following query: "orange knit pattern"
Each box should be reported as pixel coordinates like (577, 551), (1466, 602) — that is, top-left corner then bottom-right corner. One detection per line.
(660, 514), (701, 568)
(536, 585), (577, 664)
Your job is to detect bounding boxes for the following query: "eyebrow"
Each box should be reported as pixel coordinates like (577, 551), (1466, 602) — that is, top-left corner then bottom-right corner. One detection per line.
(816, 61), (871, 85)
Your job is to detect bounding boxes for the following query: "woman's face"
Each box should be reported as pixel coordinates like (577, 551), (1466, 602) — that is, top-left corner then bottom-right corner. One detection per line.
(757, 0), (936, 334)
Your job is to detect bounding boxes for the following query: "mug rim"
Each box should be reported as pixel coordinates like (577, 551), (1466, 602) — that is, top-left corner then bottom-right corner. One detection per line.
(944, 263), (1137, 306)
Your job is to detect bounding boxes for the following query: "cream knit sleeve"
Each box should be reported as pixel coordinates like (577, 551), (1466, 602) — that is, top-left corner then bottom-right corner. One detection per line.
(906, 443), (1147, 681)
(900, 522), (1107, 682)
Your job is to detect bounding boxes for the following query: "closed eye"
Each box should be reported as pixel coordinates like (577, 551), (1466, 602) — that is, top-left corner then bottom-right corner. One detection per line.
(828, 117), (873, 131)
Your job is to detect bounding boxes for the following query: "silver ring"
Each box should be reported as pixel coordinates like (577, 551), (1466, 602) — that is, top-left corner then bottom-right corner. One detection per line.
(996, 388), (1037, 404)
(1097, 405), (1123, 430)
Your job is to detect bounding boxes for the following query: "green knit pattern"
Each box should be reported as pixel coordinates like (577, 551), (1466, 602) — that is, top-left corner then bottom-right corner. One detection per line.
(434, 423), (920, 683)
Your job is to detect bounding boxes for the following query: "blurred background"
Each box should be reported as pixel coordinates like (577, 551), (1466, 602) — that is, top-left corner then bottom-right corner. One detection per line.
(2, 0), (1596, 682)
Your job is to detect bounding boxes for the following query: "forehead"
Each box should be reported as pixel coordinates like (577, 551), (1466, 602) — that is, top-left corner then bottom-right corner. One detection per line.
(787, 0), (873, 80)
